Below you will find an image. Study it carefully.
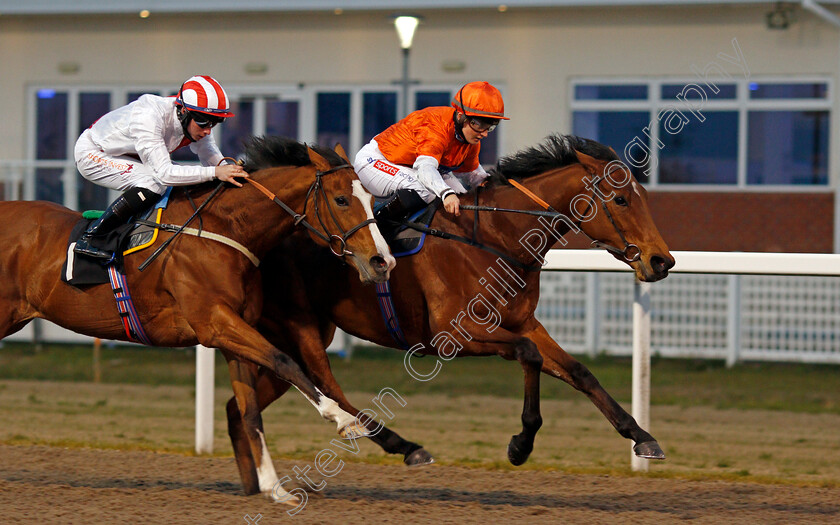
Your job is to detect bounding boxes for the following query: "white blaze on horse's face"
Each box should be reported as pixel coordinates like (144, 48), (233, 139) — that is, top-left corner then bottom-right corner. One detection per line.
(352, 180), (396, 274)
(632, 181), (642, 198)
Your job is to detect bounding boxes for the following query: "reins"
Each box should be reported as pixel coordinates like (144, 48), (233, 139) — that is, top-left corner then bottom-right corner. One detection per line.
(489, 165), (641, 263)
(243, 163), (376, 257)
(138, 160), (374, 270)
(397, 157), (642, 269)
(138, 181), (226, 271)
(398, 218), (542, 271)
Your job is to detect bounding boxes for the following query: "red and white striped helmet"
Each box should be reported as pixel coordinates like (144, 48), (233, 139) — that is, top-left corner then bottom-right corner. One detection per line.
(176, 75), (234, 118)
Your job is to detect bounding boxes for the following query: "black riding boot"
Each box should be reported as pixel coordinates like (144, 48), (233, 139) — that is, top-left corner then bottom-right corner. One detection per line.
(74, 187), (159, 259)
(374, 189), (427, 237)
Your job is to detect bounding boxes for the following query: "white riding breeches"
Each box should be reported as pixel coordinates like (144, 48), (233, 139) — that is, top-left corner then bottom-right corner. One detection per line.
(354, 141), (437, 203)
(75, 129), (167, 195)
(355, 140), (479, 204)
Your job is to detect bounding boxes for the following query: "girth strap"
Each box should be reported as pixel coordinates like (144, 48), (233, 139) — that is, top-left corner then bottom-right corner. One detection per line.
(107, 265), (153, 346)
(375, 281), (411, 350)
(135, 219), (260, 266)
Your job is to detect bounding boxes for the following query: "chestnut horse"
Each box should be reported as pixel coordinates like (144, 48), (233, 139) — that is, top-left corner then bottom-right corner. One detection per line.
(0, 136), (394, 496)
(225, 134), (676, 503)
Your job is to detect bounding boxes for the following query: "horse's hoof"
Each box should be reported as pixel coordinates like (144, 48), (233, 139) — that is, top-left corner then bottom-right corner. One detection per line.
(266, 491), (302, 507)
(507, 434), (533, 466)
(404, 448), (435, 467)
(633, 440), (666, 460)
(338, 422), (368, 439)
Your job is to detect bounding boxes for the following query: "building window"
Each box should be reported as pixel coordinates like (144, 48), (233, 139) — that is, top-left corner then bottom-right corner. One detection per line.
(362, 92), (397, 145)
(317, 92), (351, 149)
(35, 90), (67, 203)
(572, 110), (651, 182)
(266, 100), (299, 139)
(747, 110), (828, 185)
(659, 111), (738, 185)
(571, 79), (830, 187)
(25, 83), (506, 211)
(78, 92), (111, 210)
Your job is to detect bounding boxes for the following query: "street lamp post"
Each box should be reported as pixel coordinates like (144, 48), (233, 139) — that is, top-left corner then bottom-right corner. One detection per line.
(394, 15), (420, 119)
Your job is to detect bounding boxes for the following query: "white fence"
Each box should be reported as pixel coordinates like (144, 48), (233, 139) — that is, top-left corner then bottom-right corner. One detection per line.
(542, 249), (840, 472)
(538, 251), (840, 365)
(11, 261), (840, 366)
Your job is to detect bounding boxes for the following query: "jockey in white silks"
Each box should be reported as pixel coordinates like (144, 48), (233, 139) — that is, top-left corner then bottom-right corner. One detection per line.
(73, 75), (247, 259)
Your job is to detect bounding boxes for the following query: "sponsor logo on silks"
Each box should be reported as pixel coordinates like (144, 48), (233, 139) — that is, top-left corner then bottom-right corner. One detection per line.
(373, 160), (401, 177)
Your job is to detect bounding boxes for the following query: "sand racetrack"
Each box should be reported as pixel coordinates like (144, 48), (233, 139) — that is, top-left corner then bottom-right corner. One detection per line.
(1, 444), (837, 524)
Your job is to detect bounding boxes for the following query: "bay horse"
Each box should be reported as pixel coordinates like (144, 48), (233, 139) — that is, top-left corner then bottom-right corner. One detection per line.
(226, 134), (676, 503)
(0, 136), (395, 496)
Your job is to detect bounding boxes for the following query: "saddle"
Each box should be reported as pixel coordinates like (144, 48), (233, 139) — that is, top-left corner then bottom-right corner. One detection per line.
(62, 189), (172, 286)
(376, 203), (437, 258)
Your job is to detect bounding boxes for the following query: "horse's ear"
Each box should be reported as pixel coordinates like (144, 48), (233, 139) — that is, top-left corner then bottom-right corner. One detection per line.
(307, 146), (331, 171)
(333, 143), (350, 163)
(574, 149), (599, 166)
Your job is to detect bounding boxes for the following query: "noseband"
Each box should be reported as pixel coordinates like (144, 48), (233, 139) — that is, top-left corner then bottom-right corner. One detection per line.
(244, 163), (376, 258)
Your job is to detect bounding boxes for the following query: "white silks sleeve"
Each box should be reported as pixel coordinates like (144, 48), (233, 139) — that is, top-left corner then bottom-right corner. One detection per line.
(413, 155), (455, 199)
(130, 107), (216, 186)
(190, 134), (226, 168)
(441, 173), (468, 194)
(464, 163), (490, 188)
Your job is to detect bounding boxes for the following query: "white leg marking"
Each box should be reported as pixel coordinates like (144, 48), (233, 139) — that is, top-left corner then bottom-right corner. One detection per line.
(352, 180), (396, 273)
(296, 386), (357, 432)
(256, 429), (281, 494)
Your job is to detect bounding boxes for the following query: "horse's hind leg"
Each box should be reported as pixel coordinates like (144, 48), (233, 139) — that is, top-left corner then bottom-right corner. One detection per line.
(523, 319), (665, 459)
(499, 335), (544, 466)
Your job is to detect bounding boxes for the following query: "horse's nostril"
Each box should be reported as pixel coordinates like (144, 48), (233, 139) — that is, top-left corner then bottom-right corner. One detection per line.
(370, 255), (387, 274)
(650, 255), (674, 274)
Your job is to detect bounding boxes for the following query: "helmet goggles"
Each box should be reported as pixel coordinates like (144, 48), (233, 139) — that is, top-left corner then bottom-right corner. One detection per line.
(466, 117), (499, 134)
(190, 111), (224, 129)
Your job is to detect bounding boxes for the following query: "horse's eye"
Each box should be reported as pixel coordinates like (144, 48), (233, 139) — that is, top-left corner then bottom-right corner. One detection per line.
(335, 196), (349, 207)
(614, 196), (628, 207)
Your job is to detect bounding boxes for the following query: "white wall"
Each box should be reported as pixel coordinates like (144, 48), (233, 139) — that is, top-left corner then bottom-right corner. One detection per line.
(1, 5), (838, 172)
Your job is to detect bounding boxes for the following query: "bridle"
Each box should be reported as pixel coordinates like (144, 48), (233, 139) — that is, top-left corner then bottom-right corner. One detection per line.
(572, 165), (641, 263)
(245, 163), (376, 258)
(466, 163), (641, 263)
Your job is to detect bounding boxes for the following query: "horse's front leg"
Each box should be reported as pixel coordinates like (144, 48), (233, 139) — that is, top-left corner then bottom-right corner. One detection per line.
(194, 305), (359, 436)
(521, 318), (665, 460)
(258, 318), (434, 467)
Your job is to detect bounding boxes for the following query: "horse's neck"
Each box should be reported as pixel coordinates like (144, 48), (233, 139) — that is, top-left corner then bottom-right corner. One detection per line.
(472, 167), (585, 263)
(211, 169), (312, 258)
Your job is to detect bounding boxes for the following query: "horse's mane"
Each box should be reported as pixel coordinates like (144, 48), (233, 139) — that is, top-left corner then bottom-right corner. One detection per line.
(489, 134), (618, 184)
(241, 135), (344, 172)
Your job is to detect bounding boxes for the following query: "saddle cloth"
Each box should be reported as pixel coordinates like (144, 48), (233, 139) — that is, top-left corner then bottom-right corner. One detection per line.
(62, 189), (172, 286)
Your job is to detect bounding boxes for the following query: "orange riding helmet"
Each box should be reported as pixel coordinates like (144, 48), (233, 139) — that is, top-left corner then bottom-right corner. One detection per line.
(451, 81), (510, 120)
